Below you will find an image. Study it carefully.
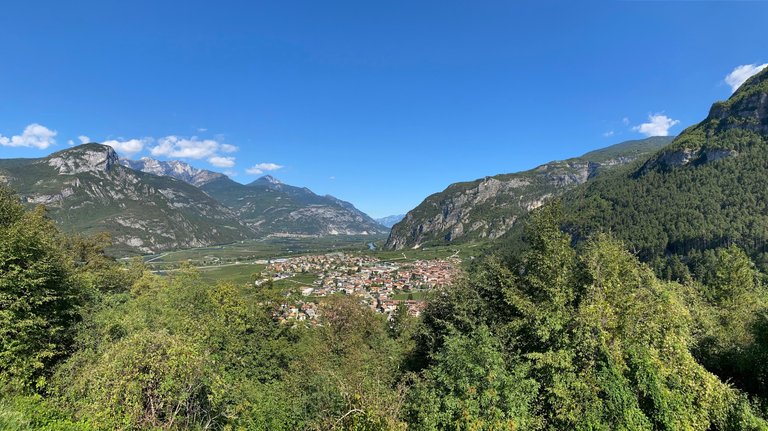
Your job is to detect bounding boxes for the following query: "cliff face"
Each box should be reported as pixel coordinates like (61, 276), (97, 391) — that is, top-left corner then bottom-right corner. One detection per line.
(386, 137), (674, 249)
(640, 69), (768, 173)
(47, 144), (119, 174)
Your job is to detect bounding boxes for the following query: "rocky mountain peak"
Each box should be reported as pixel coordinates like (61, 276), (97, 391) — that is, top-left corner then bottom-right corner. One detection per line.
(47, 143), (119, 174)
(639, 68), (768, 173)
(257, 175), (282, 185)
(121, 157), (224, 187)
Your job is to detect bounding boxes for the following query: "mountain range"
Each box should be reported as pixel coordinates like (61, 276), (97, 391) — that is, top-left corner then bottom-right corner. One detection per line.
(0, 146), (386, 254)
(0, 144), (250, 255)
(386, 136), (674, 249)
(197, 175), (387, 237)
(389, 67), (768, 262)
(5, 68), (765, 259)
(121, 157), (225, 187)
(376, 214), (406, 228)
(121, 158), (386, 236)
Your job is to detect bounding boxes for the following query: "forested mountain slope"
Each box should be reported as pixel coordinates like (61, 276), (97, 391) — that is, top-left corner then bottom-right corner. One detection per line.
(386, 136), (673, 249)
(536, 67), (768, 269)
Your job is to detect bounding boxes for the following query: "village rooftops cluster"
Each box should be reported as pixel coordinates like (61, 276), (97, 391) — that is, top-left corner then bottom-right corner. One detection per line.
(266, 252), (460, 321)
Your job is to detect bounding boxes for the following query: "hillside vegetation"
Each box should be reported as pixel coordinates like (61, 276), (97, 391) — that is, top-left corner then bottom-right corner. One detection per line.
(3, 183), (768, 430)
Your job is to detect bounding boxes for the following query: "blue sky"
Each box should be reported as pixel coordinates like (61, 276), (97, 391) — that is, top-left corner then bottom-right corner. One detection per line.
(0, 1), (766, 218)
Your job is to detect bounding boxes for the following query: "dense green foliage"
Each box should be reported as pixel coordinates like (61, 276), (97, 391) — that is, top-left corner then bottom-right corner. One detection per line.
(0, 187), (84, 392)
(414, 205), (768, 430)
(557, 128), (768, 267)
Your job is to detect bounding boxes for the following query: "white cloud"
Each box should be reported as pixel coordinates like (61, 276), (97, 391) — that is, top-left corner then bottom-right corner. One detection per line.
(0, 123), (57, 149)
(224, 170), (237, 177)
(208, 156), (236, 168)
(68, 135), (91, 147)
(622, 117), (630, 125)
(603, 130), (615, 137)
(103, 138), (149, 155)
(725, 63), (768, 93)
(221, 143), (238, 153)
(149, 136), (238, 161)
(197, 128), (208, 133)
(632, 114), (679, 137)
(150, 136), (221, 159)
(246, 162), (283, 175)
(86, 133), (239, 168)
(149, 136), (240, 170)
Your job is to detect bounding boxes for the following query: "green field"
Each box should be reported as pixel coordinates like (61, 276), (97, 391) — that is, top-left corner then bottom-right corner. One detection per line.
(360, 243), (481, 262)
(197, 263), (267, 285)
(138, 235), (387, 267)
(273, 272), (319, 290)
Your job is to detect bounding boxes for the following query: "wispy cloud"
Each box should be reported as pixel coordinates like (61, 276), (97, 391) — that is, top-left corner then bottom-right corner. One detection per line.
(0, 123), (57, 149)
(148, 135), (240, 167)
(603, 130), (615, 138)
(632, 113), (679, 137)
(221, 143), (238, 153)
(208, 156), (236, 168)
(246, 162), (283, 175)
(103, 138), (149, 156)
(151, 136), (219, 159)
(725, 63), (768, 93)
(69, 135), (91, 146)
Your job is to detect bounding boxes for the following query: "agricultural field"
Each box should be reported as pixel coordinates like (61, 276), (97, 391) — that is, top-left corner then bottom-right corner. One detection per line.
(131, 235), (382, 285)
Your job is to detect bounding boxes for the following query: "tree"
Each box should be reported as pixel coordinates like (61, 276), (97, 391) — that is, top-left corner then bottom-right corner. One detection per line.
(0, 186), (84, 392)
(406, 326), (538, 430)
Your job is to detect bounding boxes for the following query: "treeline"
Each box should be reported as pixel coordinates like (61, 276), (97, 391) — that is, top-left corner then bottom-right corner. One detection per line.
(3, 184), (768, 430)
